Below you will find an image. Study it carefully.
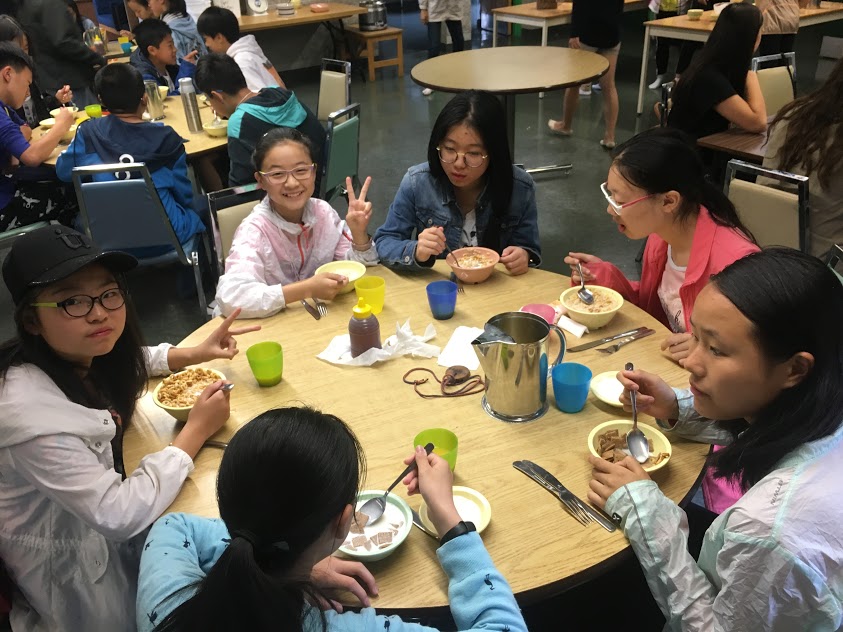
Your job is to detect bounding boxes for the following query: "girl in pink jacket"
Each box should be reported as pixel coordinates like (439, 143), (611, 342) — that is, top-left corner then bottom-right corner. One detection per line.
(566, 128), (758, 514)
(215, 128), (378, 319)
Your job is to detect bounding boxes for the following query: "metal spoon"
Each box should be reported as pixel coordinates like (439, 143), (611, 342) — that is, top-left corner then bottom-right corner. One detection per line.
(576, 263), (594, 305)
(444, 243), (462, 268)
(221, 383), (235, 392)
(358, 443), (434, 524)
(624, 362), (650, 464)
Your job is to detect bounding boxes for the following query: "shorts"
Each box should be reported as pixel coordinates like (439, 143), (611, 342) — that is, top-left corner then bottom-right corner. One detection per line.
(578, 42), (622, 56)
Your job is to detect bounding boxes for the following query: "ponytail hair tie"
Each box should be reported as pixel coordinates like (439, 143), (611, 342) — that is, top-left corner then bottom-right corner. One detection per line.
(231, 529), (260, 548)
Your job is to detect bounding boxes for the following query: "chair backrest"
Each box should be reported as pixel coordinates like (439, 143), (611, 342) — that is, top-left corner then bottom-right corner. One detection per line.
(71, 163), (187, 262)
(206, 183), (264, 270)
(658, 81), (674, 128)
(752, 53), (796, 115)
(827, 244), (843, 285)
(317, 58), (351, 122)
(320, 103), (361, 203)
(0, 221), (50, 249)
(724, 159), (810, 252)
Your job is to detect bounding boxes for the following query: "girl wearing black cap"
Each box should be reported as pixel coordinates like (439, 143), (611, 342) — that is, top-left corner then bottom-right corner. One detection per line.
(0, 225), (263, 631)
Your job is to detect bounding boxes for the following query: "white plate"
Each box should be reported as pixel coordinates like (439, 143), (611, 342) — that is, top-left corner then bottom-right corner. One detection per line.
(419, 486), (491, 534)
(590, 371), (624, 408)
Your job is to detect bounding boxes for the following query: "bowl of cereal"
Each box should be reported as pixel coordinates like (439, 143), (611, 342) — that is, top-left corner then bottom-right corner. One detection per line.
(152, 367), (226, 421)
(446, 247), (500, 284)
(338, 490), (413, 562)
(588, 420), (672, 473)
(560, 285), (623, 330)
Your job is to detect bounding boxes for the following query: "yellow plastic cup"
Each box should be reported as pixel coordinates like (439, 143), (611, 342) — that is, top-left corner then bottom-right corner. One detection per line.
(246, 342), (283, 387)
(354, 276), (385, 315)
(117, 35), (130, 44)
(413, 428), (458, 471)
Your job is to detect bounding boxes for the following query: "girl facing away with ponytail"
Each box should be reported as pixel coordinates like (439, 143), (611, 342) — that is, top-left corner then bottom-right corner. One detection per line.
(565, 127), (759, 515)
(137, 407), (527, 632)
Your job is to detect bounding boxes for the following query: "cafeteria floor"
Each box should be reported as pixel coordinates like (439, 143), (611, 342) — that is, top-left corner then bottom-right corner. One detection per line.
(0, 12), (838, 629)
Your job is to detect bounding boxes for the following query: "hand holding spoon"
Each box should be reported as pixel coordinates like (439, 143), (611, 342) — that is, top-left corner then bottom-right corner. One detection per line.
(358, 443), (434, 523)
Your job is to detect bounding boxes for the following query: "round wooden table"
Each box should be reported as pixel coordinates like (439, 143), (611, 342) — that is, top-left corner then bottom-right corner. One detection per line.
(411, 47), (609, 169)
(124, 262), (707, 615)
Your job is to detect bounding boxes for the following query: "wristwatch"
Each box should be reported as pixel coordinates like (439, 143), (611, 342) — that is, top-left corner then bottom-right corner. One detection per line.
(439, 520), (476, 545)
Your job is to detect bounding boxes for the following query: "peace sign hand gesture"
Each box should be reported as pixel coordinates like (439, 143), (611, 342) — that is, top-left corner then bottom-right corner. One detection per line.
(345, 176), (373, 245)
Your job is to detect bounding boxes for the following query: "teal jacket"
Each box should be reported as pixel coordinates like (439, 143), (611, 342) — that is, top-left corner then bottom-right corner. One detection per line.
(137, 512), (527, 632)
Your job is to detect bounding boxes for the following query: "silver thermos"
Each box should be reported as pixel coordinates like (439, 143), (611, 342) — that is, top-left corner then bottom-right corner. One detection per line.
(143, 80), (165, 120)
(178, 77), (203, 133)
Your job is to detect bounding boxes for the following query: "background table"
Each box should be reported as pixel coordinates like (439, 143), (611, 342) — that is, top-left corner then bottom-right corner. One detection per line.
(36, 99), (228, 167)
(238, 3), (366, 33)
(492, 0), (647, 47)
(697, 127), (768, 164)
(124, 262), (708, 615)
(636, 2), (843, 114)
(411, 47), (608, 166)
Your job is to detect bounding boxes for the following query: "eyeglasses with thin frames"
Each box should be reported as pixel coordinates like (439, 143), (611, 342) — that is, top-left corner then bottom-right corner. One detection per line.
(600, 182), (656, 215)
(258, 164), (316, 184)
(436, 146), (488, 169)
(31, 288), (127, 318)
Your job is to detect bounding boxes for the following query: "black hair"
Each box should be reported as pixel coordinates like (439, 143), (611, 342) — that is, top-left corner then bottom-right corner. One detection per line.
(0, 267), (148, 425)
(0, 39), (31, 72)
(672, 3), (762, 107)
(134, 18), (172, 59)
(194, 52), (246, 97)
(709, 248), (843, 490)
(64, 0), (85, 34)
(427, 90), (513, 252)
(94, 63), (144, 114)
(252, 127), (317, 172)
(154, 407), (365, 632)
(196, 6), (240, 43)
(610, 127), (756, 241)
(161, 0), (188, 18)
(0, 14), (24, 45)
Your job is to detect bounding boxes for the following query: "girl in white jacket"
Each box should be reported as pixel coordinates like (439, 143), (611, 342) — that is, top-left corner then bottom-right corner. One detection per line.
(215, 127), (379, 319)
(589, 248), (843, 630)
(0, 225), (259, 631)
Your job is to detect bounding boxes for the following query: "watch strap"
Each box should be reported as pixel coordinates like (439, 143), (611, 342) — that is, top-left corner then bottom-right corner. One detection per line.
(439, 520), (476, 545)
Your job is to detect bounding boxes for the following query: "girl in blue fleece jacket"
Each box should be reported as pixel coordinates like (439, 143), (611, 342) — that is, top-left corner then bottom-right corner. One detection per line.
(136, 407), (527, 632)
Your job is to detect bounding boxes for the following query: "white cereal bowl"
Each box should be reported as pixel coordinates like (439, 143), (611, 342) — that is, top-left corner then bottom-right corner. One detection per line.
(338, 490), (413, 562)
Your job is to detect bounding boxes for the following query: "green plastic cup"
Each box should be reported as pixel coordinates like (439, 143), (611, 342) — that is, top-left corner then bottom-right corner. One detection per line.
(354, 276), (385, 315)
(413, 428), (458, 471)
(84, 104), (102, 118)
(246, 342), (283, 387)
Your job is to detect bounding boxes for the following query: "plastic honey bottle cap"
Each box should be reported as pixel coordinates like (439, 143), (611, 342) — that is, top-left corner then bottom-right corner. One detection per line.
(352, 297), (372, 319)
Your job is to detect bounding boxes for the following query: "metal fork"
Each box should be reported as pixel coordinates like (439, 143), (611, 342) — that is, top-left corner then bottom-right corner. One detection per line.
(314, 298), (328, 317)
(513, 461), (593, 526)
(596, 329), (655, 355)
(449, 272), (465, 294)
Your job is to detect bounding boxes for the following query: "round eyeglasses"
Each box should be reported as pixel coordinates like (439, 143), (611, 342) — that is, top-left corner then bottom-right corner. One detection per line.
(258, 164), (316, 184)
(436, 147), (488, 169)
(31, 288), (126, 318)
(600, 182), (656, 216)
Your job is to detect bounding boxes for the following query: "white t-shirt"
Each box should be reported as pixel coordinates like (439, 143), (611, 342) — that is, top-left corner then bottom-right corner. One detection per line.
(461, 210), (478, 247)
(658, 245), (687, 333)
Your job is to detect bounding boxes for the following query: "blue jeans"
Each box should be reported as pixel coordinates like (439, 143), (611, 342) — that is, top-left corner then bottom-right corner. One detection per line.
(427, 20), (464, 58)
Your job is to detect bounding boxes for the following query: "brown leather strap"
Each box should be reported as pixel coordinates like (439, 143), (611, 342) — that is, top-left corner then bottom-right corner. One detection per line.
(402, 367), (485, 399)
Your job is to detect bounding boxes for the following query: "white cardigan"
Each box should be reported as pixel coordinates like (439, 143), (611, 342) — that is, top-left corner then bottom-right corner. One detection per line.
(0, 344), (194, 632)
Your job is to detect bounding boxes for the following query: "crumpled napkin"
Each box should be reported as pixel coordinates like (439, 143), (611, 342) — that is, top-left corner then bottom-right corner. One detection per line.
(317, 319), (440, 366)
(437, 326), (484, 370)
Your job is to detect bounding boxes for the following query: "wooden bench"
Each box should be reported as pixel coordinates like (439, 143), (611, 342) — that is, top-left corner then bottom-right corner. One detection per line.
(346, 26), (404, 82)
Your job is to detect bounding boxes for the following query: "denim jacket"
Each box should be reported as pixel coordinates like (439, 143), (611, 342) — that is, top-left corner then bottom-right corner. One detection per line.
(373, 162), (542, 268)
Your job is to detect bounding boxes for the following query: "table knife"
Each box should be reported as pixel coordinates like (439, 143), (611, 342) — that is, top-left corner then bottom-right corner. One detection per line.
(411, 508), (438, 539)
(567, 327), (649, 352)
(517, 460), (617, 532)
(300, 299), (321, 320)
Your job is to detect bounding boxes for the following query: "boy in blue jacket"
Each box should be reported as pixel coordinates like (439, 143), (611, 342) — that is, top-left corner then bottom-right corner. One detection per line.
(129, 18), (198, 96)
(55, 63), (205, 248)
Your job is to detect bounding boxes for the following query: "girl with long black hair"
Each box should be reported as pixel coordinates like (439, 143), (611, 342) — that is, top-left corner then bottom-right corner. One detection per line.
(374, 90), (541, 274)
(589, 248), (843, 629)
(0, 225), (258, 631)
(137, 407), (527, 632)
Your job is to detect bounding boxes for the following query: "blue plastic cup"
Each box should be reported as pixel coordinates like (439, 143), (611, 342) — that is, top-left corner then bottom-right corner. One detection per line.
(552, 363), (593, 413)
(426, 280), (458, 320)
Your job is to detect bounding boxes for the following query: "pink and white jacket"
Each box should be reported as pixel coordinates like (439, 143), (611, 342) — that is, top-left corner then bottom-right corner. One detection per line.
(215, 196), (379, 319)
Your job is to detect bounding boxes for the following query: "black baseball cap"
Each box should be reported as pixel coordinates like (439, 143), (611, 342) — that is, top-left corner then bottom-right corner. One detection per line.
(2, 225), (137, 305)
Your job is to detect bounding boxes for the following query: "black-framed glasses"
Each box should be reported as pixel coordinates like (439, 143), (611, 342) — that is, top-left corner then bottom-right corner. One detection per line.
(258, 164), (316, 184)
(31, 288), (126, 318)
(436, 147), (488, 168)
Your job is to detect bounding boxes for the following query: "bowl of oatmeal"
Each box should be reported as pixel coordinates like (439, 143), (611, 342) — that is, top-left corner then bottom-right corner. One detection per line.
(152, 367), (227, 421)
(446, 247), (500, 284)
(559, 285), (623, 330)
(588, 420), (672, 473)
